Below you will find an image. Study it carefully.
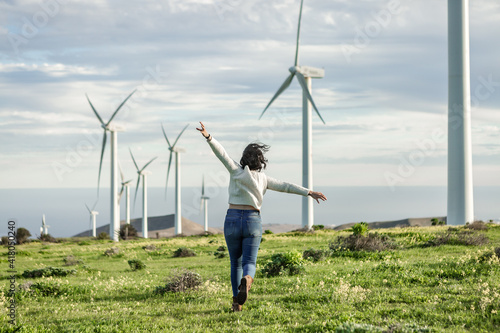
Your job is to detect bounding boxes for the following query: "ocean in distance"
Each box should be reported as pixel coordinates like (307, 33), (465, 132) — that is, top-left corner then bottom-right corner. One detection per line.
(1, 186), (499, 238)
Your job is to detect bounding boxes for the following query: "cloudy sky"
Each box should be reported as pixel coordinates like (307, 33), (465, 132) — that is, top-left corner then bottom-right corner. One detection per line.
(1, 0), (499, 194)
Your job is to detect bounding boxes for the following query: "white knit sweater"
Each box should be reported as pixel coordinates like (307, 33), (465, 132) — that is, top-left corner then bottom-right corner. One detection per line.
(207, 136), (310, 210)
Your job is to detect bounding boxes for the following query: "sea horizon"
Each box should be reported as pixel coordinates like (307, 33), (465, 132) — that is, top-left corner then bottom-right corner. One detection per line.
(1, 186), (499, 238)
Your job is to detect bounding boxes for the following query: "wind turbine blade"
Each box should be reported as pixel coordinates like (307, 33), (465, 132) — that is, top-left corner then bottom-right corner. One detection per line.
(97, 130), (107, 194)
(165, 151), (173, 199)
(259, 73), (295, 120)
(294, 0), (305, 66)
(134, 175), (140, 207)
(86, 94), (105, 125)
(118, 184), (125, 202)
(129, 148), (139, 171)
(140, 156), (158, 172)
(85, 203), (91, 214)
(202, 175), (205, 196)
(172, 124), (189, 148)
(106, 89), (137, 126)
(92, 200), (98, 211)
(118, 162), (124, 183)
(161, 123), (172, 147)
(295, 72), (326, 124)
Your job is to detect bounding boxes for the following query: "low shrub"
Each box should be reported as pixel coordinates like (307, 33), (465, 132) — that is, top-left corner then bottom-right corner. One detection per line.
(104, 247), (120, 256)
(1, 236), (9, 245)
(303, 248), (328, 262)
(214, 251), (227, 259)
(22, 267), (76, 278)
(264, 229), (274, 234)
(119, 224), (138, 240)
(128, 259), (146, 271)
(261, 251), (305, 277)
(217, 246), (226, 252)
(349, 222), (369, 236)
(466, 221), (488, 231)
(496, 247), (500, 259)
(422, 229), (488, 247)
(330, 233), (397, 252)
(431, 218), (446, 226)
(16, 227), (31, 244)
(97, 232), (109, 240)
(155, 269), (202, 293)
(173, 247), (196, 258)
(312, 225), (325, 231)
(329, 248), (395, 260)
(17, 281), (83, 298)
(63, 255), (83, 266)
(39, 233), (57, 243)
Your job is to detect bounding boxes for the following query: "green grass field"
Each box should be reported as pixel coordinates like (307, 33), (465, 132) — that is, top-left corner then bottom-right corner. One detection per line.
(1, 224), (500, 332)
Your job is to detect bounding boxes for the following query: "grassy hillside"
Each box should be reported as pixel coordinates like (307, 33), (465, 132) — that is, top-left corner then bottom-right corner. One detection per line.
(1, 223), (500, 332)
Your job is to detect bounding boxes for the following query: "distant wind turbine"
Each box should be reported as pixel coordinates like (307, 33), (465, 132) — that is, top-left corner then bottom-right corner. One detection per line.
(41, 214), (49, 235)
(161, 123), (189, 236)
(130, 149), (157, 239)
(87, 89), (136, 241)
(259, 0), (325, 230)
(118, 164), (133, 225)
(85, 202), (99, 237)
(200, 176), (210, 233)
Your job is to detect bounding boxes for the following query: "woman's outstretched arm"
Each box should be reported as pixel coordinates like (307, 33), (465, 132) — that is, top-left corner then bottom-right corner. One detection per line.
(266, 176), (327, 204)
(196, 122), (240, 173)
(308, 191), (327, 204)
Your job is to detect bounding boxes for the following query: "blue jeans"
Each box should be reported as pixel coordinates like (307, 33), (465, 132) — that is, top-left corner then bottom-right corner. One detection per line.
(224, 209), (263, 297)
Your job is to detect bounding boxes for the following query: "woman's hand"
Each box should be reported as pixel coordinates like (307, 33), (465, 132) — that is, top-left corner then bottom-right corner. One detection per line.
(196, 122), (210, 139)
(308, 191), (327, 204)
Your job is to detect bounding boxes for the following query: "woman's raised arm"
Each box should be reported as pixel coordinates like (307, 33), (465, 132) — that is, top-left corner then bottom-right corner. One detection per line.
(197, 122), (240, 173)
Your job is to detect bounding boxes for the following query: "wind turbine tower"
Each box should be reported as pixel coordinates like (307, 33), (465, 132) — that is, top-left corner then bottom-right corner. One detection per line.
(200, 176), (210, 232)
(85, 203), (99, 237)
(447, 0), (474, 225)
(41, 214), (49, 235)
(130, 149), (157, 239)
(119, 165), (133, 225)
(259, 0), (325, 230)
(162, 124), (189, 236)
(86, 90), (136, 241)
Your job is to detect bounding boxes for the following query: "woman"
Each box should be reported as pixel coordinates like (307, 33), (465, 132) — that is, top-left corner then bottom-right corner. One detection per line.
(196, 122), (327, 312)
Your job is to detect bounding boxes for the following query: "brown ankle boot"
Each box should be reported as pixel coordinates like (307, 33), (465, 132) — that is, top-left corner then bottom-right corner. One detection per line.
(236, 275), (253, 306)
(232, 296), (242, 312)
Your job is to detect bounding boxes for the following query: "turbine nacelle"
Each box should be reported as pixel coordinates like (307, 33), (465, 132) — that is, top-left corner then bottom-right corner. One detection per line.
(290, 65), (325, 78)
(106, 124), (125, 132)
(169, 146), (186, 153)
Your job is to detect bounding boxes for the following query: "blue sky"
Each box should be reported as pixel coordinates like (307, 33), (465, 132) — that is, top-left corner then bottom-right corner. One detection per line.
(1, 0), (499, 193)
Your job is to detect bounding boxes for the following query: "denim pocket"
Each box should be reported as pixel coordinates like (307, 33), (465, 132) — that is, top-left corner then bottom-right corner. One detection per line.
(246, 214), (262, 237)
(247, 222), (261, 237)
(224, 221), (235, 236)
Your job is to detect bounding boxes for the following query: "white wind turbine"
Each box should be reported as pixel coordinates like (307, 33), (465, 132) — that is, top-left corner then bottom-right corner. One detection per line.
(200, 176), (210, 233)
(259, 0), (325, 230)
(130, 149), (157, 239)
(161, 124), (189, 236)
(41, 214), (49, 235)
(85, 202), (99, 237)
(87, 89), (136, 242)
(118, 164), (133, 225)
(447, 0), (474, 225)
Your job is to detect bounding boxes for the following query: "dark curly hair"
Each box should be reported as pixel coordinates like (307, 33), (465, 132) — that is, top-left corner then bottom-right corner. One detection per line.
(240, 143), (270, 171)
